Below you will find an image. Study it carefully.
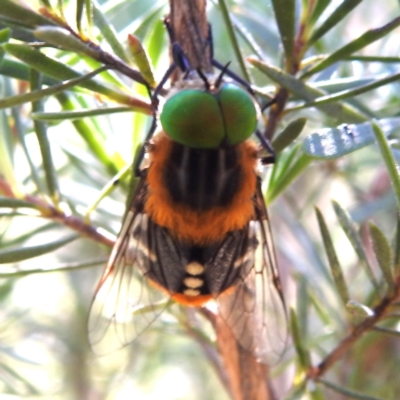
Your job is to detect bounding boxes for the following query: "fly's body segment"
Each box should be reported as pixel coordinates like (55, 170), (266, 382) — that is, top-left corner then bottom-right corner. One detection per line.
(89, 24), (287, 364)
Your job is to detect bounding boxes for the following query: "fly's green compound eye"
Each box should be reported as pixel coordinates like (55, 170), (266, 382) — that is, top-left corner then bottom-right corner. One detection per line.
(160, 84), (258, 148)
(218, 83), (258, 146)
(160, 90), (225, 148)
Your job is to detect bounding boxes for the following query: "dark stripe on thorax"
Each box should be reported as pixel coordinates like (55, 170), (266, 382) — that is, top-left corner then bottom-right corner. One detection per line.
(163, 142), (242, 210)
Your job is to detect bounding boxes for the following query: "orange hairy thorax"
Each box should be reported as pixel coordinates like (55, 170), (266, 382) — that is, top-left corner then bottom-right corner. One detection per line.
(144, 133), (258, 245)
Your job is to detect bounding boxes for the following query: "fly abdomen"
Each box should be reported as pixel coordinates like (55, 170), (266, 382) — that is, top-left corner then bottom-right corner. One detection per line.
(182, 262), (206, 297)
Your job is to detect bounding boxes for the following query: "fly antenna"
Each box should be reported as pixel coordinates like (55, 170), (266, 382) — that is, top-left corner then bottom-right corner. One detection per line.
(214, 62), (231, 88)
(196, 68), (211, 91)
(211, 59), (255, 95)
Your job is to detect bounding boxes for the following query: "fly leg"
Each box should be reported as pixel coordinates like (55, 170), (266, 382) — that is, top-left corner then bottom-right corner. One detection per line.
(152, 21), (192, 106)
(204, 24), (255, 95)
(134, 115), (158, 177)
(255, 130), (275, 165)
(138, 19), (195, 178)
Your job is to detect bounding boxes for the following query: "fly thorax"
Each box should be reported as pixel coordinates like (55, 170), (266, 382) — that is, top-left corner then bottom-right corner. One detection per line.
(163, 142), (243, 211)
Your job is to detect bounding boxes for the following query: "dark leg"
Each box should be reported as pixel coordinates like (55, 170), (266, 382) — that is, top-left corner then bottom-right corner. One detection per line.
(205, 21), (254, 94)
(134, 115), (158, 177)
(261, 97), (277, 112)
(164, 17), (253, 96)
(163, 17), (175, 43)
(151, 62), (177, 106)
(255, 130), (275, 165)
(205, 25), (259, 101)
(207, 23), (214, 60)
(151, 39), (191, 106)
(163, 18), (191, 72)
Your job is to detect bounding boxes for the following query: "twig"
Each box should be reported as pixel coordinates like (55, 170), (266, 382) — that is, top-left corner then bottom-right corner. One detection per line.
(201, 308), (273, 400)
(309, 275), (400, 379)
(169, 0), (211, 74)
(167, 2), (274, 398)
(182, 308), (231, 395)
(0, 178), (114, 248)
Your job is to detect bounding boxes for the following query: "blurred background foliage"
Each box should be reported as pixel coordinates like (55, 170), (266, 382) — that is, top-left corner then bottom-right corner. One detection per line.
(0, 0), (400, 399)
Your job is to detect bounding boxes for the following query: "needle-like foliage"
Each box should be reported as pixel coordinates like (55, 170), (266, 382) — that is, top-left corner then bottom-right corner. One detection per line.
(0, 1), (400, 399)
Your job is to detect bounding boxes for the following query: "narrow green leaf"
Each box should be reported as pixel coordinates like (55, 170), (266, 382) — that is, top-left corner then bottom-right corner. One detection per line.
(92, 1), (128, 63)
(308, 0), (330, 27)
(304, 16), (400, 78)
(268, 141), (299, 188)
(40, 0), (53, 8)
(346, 55), (400, 63)
(85, 0), (92, 30)
(132, 300), (170, 316)
(0, 0), (57, 28)
(0, 16), (38, 43)
(230, 14), (265, 60)
(32, 106), (132, 121)
(292, 70), (400, 110)
(79, 56), (127, 89)
(6, 77), (44, 193)
(312, 76), (377, 94)
(217, 0), (251, 82)
(76, 0), (85, 32)
(0, 105), (20, 196)
(1, 222), (60, 248)
(128, 34), (156, 87)
(4, 43), (151, 112)
(290, 307), (311, 370)
(144, 11), (168, 69)
(0, 57), (56, 84)
(0, 280), (13, 302)
(0, 28), (11, 43)
(315, 207), (350, 306)
(0, 196), (41, 210)
(272, 117), (307, 154)
(55, 92), (120, 175)
(0, 258), (106, 277)
(0, 64), (108, 109)
(4, 43), (106, 93)
(308, 0), (362, 47)
(30, 69), (61, 205)
(248, 58), (366, 123)
(372, 121), (400, 211)
(271, 0), (295, 68)
(332, 200), (379, 291)
(303, 118), (400, 160)
(318, 378), (386, 400)
(267, 151), (312, 202)
(0, 234), (79, 264)
(346, 300), (374, 324)
(395, 218), (400, 275)
(296, 278), (309, 338)
(373, 326), (400, 338)
(309, 288), (333, 326)
(34, 27), (101, 58)
(0, 362), (39, 394)
(84, 162), (132, 220)
(369, 223), (394, 292)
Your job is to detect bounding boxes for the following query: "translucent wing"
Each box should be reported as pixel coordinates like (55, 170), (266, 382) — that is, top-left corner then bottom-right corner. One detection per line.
(89, 173), (287, 360)
(216, 180), (288, 364)
(88, 177), (169, 355)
